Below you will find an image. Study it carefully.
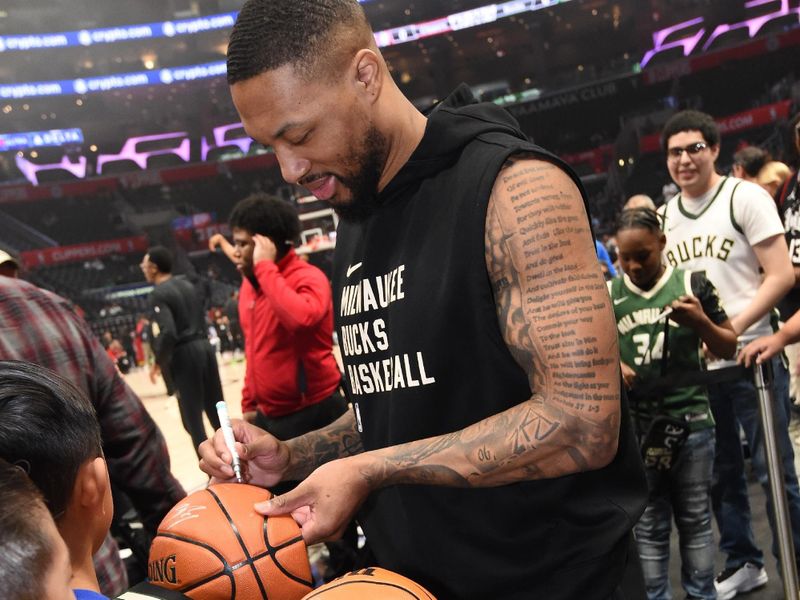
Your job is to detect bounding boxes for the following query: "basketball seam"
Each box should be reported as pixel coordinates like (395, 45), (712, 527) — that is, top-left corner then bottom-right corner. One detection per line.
(154, 531), (236, 597)
(207, 487), (269, 600)
(261, 520), (314, 588)
(303, 580), (426, 599)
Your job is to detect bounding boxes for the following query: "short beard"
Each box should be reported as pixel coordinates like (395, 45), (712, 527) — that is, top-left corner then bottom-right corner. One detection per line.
(334, 124), (389, 223)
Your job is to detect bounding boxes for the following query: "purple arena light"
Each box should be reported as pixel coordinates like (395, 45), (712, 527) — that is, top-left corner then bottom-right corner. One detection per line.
(201, 123), (253, 161)
(15, 154), (87, 185)
(96, 132), (190, 174)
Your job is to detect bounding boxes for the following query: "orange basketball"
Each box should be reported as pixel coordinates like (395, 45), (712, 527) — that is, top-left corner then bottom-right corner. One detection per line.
(301, 568), (437, 599)
(148, 483), (313, 600)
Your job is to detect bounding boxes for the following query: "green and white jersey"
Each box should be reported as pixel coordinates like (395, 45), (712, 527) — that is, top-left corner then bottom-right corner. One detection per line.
(608, 265), (728, 431)
(658, 176), (783, 360)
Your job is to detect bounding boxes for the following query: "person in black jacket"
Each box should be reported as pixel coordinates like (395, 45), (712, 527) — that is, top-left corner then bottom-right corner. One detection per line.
(141, 246), (222, 455)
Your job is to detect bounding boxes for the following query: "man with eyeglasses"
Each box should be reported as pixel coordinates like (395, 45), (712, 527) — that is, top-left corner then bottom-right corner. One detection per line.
(658, 109), (799, 599)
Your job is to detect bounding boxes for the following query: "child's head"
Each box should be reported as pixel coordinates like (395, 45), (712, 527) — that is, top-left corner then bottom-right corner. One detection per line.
(616, 208), (666, 290)
(0, 360), (113, 556)
(0, 457), (75, 600)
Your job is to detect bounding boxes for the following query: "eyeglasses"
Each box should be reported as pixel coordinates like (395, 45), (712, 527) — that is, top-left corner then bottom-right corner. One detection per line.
(667, 142), (708, 159)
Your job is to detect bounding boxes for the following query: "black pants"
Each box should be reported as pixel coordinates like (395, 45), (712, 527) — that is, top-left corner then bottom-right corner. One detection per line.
(169, 340), (223, 456)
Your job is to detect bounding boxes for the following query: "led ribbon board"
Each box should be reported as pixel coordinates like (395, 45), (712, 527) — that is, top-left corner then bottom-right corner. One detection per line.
(0, 0), (571, 99)
(0, 128), (83, 151)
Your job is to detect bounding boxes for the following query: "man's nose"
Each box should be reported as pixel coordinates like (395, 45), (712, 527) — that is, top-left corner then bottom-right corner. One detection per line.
(276, 150), (311, 184)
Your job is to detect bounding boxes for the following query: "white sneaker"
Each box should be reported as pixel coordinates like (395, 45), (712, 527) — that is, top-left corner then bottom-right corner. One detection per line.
(714, 562), (768, 600)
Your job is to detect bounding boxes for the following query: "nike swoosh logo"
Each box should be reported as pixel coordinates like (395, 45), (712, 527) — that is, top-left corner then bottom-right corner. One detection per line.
(346, 262), (363, 278)
(613, 296), (629, 305)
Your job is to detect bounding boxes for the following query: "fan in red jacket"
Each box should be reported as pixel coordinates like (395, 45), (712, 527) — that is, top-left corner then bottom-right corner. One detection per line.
(224, 194), (346, 460)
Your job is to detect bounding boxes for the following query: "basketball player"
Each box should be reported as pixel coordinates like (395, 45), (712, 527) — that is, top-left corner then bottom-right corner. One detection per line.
(0, 457), (75, 600)
(610, 208), (736, 599)
(141, 246), (223, 454)
(200, 2), (648, 598)
(658, 109), (799, 599)
(0, 361), (115, 600)
(0, 276), (185, 597)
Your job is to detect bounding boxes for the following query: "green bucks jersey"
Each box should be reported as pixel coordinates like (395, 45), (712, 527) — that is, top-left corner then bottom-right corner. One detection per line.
(608, 266), (728, 431)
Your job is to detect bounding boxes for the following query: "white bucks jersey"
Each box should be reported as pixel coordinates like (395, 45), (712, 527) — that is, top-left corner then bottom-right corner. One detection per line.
(659, 176), (781, 349)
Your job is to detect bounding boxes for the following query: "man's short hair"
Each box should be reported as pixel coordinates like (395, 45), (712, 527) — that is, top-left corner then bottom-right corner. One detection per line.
(227, 0), (372, 85)
(661, 110), (720, 152)
(0, 457), (53, 600)
(229, 194), (301, 253)
(146, 246), (173, 274)
(733, 146), (768, 178)
(0, 360), (102, 519)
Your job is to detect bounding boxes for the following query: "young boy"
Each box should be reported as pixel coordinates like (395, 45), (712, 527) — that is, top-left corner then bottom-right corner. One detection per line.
(0, 360), (113, 600)
(0, 456), (75, 600)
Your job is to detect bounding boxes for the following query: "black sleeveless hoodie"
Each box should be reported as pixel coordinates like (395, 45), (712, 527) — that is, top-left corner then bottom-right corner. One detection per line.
(333, 86), (647, 600)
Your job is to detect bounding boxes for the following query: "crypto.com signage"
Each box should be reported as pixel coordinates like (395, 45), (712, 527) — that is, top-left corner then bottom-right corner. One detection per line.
(641, 0), (799, 67)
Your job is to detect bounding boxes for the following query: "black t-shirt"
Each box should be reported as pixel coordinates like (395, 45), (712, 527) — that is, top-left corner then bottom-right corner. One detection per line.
(333, 87), (647, 599)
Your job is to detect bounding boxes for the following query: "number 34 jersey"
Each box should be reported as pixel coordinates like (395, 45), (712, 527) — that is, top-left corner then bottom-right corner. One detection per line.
(608, 266), (728, 430)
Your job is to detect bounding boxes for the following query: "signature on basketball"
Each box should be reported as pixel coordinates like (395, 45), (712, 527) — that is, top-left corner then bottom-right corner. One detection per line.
(164, 503), (208, 530)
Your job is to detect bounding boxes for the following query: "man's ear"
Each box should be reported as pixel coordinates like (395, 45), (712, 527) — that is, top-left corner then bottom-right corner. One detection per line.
(353, 49), (382, 102)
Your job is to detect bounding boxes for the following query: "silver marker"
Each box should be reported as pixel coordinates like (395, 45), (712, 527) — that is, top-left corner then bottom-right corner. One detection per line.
(215, 401), (243, 483)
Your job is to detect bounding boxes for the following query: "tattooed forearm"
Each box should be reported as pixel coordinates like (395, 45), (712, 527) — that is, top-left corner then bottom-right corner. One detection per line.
(285, 410), (363, 480)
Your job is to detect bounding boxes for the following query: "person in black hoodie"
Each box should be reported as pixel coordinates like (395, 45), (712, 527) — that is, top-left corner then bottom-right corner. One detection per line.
(199, 1), (648, 598)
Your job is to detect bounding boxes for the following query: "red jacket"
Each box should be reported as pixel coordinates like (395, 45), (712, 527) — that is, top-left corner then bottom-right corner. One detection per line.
(239, 249), (341, 417)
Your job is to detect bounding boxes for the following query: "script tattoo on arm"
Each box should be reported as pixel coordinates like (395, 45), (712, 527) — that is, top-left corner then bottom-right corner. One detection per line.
(353, 156), (621, 490)
(284, 410), (364, 480)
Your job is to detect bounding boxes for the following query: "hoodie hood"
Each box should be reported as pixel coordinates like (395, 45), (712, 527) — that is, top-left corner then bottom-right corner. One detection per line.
(380, 84), (528, 200)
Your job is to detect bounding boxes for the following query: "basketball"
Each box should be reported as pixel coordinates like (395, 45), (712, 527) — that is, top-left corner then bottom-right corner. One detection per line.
(301, 568), (437, 599)
(148, 483), (313, 600)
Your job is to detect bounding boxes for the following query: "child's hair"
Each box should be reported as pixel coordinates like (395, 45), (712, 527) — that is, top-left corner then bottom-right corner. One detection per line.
(0, 457), (54, 600)
(616, 208), (662, 234)
(0, 360), (102, 519)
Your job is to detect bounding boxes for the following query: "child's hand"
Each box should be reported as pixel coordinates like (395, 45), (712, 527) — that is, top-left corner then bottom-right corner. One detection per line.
(667, 295), (705, 329)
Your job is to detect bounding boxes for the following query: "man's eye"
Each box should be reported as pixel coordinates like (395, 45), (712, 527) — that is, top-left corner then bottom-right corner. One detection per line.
(293, 132), (310, 145)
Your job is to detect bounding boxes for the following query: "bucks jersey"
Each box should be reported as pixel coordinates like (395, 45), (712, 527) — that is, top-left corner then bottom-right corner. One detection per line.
(608, 266), (728, 431)
(658, 176), (784, 354)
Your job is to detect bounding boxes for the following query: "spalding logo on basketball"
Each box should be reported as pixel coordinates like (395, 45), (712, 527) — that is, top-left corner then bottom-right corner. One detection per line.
(301, 567), (437, 599)
(149, 483), (313, 600)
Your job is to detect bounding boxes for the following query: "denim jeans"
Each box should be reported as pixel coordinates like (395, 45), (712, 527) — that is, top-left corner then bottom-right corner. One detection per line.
(708, 355), (800, 572)
(636, 427), (717, 600)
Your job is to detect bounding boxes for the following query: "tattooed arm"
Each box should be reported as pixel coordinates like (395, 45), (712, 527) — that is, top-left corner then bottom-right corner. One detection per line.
(198, 409), (363, 487)
(283, 410), (364, 479)
(358, 157), (620, 487)
(258, 158), (622, 543)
